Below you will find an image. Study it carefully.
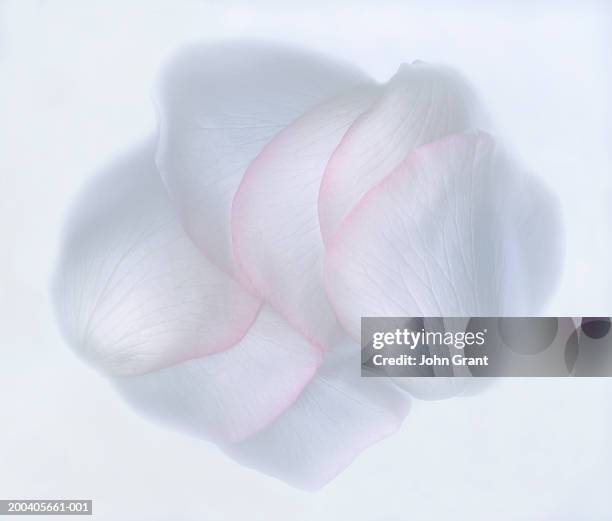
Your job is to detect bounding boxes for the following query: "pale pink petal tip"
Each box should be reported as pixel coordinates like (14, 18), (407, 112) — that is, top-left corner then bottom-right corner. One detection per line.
(53, 142), (260, 377)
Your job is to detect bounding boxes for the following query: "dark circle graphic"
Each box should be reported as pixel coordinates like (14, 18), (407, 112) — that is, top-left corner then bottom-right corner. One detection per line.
(499, 317), (558, 354)
(580, 317), (611, 339)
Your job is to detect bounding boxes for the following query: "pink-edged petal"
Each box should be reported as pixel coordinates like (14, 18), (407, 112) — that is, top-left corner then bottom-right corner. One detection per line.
(232, 85), (379, 349)
(319, 61), (486, 242)
(325, 132), (564, 341)
(223, 337), (410, 490)
(113, 305), (322, 443)
(53, 142), (260, 376)
(155, 41), (372, 276)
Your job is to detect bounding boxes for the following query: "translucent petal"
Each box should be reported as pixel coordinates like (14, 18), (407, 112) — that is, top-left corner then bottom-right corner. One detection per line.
(114, 306), (322, 443)
(325, 132), (564, 340)
(232, 85), (379, 348)
(53, 142), (260, 376)
(319, 61), (486, 242)
(224, 338), (410, 490)
(155, 41), (372, 275)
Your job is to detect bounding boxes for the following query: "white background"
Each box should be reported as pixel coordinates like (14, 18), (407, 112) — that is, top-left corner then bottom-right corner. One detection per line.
(1, 1), (611, 520)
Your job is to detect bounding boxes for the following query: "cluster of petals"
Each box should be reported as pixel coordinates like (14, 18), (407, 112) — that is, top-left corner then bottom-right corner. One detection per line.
(53, 41), (563, 489)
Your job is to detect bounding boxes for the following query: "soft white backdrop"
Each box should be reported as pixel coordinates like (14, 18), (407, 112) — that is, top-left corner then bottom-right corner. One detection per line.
(1, 1), (611, 520)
